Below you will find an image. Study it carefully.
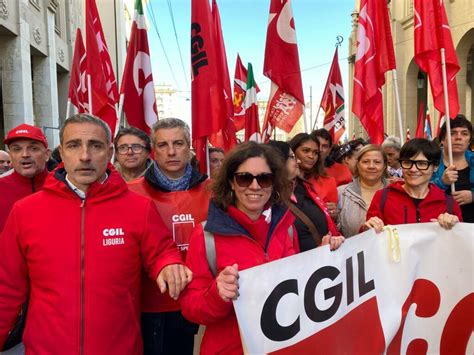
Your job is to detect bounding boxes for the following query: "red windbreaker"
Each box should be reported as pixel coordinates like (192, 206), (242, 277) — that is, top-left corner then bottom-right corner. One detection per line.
(180, 202), (296, 355)
(0, 165), (182, 354)
(0, 169), (48, 232)
(366, 180), (462, 224)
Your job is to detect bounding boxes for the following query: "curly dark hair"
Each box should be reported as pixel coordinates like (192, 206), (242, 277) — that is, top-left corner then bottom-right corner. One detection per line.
(289, 133), (326, 179)
(211, 141), (291, 211)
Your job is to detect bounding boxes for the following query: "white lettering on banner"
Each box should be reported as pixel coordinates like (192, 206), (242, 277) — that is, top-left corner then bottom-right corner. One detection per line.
(233, 223), (474, 354)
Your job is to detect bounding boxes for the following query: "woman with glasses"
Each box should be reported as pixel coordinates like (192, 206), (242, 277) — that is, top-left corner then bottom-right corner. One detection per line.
(267, 140), (344, 252)
(364, 138), (462, 232)
(338, 145), (389, 238)
(180, 142), (296, 355)
(289, 133), (339, 220)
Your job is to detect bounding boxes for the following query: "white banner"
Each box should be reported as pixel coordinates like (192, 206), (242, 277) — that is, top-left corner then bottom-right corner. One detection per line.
(234, 223), (473, 354)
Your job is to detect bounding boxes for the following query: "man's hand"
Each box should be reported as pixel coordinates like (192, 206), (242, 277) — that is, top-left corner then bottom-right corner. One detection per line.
(452, 190), (473, 206)
(156, 264), (193, 300)
(216, 263), (239, 302)
(441, 165), (458, 185)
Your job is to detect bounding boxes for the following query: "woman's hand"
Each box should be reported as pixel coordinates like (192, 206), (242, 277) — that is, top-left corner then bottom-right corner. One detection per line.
(363, 217), (385, 233)
(431, 213), (459, 230)
(321, 233), (345, 251)
(216, 263), (239, 302)
(441, 165), (458, 185)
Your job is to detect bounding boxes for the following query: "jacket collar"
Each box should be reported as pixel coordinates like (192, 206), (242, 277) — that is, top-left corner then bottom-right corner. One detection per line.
(144, 161), (207, 192)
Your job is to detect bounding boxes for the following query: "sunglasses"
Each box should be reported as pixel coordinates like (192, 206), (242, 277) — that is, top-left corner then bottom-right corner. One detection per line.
(234, 172), (274, 188)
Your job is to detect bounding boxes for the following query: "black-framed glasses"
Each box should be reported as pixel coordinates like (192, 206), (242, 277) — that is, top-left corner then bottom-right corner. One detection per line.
(234, 172), (274, 188)
(399, 159), (433, 170)
(117, 144), (146, 155)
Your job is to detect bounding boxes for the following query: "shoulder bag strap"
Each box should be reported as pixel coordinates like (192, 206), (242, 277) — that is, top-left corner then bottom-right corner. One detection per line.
(287, 203), (322, 246)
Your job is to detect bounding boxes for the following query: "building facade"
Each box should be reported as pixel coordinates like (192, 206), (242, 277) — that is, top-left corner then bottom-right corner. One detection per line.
(348, 0), (473, 140)
(0, 0), (127, 149)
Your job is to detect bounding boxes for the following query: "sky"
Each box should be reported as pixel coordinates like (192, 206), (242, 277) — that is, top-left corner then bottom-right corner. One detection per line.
(144, 0), (356, 128)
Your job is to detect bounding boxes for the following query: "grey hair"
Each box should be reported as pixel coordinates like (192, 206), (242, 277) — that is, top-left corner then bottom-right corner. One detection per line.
(151, 118), (191, 147)
(382, 136), (401, 151)
(60, 113), (112, 144)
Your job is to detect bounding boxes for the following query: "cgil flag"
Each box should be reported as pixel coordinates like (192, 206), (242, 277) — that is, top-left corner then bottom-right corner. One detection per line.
(85, 0), (119, 138)
(191, 0), (226, 172)
(352, 0), (396, 145)
(68, 28), (88, 114)
(243, 63), (261, 142)
(261, 0), (304, 142)
(120, 0), (158, 134)
(320, 47), (345, 144)
(208, 0), (237, 153)
(414, 0), (460, 119)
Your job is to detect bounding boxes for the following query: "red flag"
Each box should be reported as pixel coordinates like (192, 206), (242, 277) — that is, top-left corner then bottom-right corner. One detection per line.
(208, 0), (237, 153)
(86, 0), (119, 137)
(352, 0), (396, 145)
(120, 0), (158, 134)
(414, 0), (460, 119)
(68, 28), (88, 113)
(191, 0), (226, 172)
(321, 47), (345, 144)
(415, 102), (425, 138)
(244, 63), (261, 142)
(261, 0), (304, 141)
(436, 113), (446, 137)
(232, 55), (260, 132)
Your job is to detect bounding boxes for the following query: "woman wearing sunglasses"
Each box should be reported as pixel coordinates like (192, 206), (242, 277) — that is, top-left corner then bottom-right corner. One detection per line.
(180, 142), (296, 355)
(364, 138), (462, 232)
(289, 133), (339, 220)
(267, 140), (344, 252)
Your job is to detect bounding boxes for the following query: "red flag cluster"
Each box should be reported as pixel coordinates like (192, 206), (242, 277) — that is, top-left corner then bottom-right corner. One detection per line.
(68, 0), (157, 139)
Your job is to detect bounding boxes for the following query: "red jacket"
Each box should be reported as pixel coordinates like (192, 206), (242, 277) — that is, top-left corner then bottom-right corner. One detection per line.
(308, 174), (338, 204)
(325, 162), (353, 186)
(366, 180), (462, 224)
(128, 168), (210, 313)
(0, 169), (48, 232)
(180, 202), (296, 355)
(0, 165), (182, 355)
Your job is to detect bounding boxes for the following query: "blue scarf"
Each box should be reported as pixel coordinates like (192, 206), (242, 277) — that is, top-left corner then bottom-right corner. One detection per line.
(153, 163), (192, 191)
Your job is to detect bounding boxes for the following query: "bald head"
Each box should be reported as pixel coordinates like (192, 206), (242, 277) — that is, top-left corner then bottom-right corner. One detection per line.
(0, 150), (11, 174)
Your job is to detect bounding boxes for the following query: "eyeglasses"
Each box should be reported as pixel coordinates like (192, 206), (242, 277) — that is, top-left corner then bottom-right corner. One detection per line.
(117, 144), (147, 155)
(399, 159), (433, 170)
(234, 172), (274, 188)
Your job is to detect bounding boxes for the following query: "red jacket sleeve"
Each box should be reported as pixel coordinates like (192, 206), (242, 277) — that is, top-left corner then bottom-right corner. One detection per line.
(140, 200), (183, 281)
(0, 205), (30, 346)
(366, 189), (384, 222)
(179, 224), (233, 326)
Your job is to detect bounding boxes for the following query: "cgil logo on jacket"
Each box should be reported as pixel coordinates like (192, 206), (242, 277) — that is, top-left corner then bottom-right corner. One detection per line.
(102, 228), (125, 246)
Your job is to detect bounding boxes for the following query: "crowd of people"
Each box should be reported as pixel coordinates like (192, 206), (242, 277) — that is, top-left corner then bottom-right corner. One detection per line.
(0, 113), (471, 354)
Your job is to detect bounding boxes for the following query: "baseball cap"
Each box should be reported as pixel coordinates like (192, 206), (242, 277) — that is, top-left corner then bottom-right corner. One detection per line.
(4, 123), (48, 148)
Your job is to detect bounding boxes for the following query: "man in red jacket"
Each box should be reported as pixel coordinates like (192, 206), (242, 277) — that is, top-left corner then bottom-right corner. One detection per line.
(0, 114), (192, 354)
(0, 123), (51, 232)
(128, 118), (211, 355)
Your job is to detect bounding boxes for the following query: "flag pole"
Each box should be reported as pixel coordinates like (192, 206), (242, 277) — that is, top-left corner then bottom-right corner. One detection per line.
(440, 47), (455, 192)
(391, 69), (404, 145)
(205, 139), (210, 177)
(312, 105), (321, 131)
(116, 93), (125, 134)
(87, 74), (93, 113)
(66, 99), (72, 120)
(303, 105), (308, 133)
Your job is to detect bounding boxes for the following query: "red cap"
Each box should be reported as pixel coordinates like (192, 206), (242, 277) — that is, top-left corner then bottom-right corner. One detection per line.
(4, 123), (48, 148)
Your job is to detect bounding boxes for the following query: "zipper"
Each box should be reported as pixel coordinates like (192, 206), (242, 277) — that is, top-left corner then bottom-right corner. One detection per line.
(80, 199), (86, 355)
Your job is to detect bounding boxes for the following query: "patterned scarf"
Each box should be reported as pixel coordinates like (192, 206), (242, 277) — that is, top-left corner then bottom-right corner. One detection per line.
(153, 163), (193, 191)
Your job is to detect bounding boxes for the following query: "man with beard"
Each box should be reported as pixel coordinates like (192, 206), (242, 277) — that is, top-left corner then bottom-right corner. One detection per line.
(0, 124), (51, 231)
